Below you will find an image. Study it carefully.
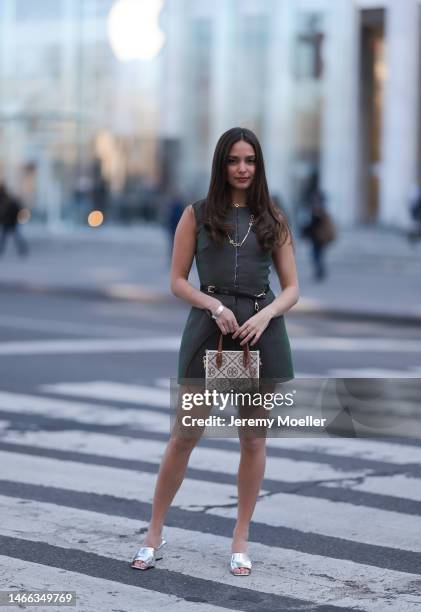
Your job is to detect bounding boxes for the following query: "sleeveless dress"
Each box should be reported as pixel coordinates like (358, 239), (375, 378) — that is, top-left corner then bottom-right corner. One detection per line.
(177, 199), (295, 384)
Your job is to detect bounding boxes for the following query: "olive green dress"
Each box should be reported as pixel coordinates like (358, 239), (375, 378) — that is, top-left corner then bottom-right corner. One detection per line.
(177, 199), (294, 384)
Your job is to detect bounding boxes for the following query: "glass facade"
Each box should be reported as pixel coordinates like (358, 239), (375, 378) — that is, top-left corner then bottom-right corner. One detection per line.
(0, 0), (162, 227)
(291, 9), (325, 216)
(0, 0), (419, 228)
(237, 14), (269, 137)
(182, 17), (212, 195)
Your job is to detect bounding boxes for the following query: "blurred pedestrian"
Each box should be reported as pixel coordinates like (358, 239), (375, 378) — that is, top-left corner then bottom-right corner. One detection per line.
(0, 183), (29, 257)
(301, 189), (336, 281)
(407, 183), (421, 244)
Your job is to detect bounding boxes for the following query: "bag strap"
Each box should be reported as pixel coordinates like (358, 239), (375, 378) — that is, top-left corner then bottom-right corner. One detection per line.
(216, 333), (250, 369)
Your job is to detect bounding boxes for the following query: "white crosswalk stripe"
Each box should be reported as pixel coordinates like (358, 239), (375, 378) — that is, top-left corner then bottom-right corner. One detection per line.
(323, 473), (421, 502)
(0, 337), (182, 355)
(0, 390), (171, 431)
(0, 382), (420, 611)
(40, 381), (171, 407)
(271, 436), (421, 465)
(0, 335), (419, 355)
(0, 496), (419, 611)
(0, 427), (371, 484)
(0, 450), (257, 510)
(40, 379), (421, 418)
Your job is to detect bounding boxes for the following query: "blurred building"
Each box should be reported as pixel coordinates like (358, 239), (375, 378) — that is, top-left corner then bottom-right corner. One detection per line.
(0, 0), (163, 227)
(0, 0), (420, 229)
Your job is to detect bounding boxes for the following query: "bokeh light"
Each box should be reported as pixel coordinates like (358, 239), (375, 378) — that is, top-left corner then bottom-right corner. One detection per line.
(88, 210), (104, 227)
(107, 0), (165, 61)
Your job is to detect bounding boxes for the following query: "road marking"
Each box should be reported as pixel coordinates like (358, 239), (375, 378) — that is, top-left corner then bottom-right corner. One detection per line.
(4, 412), (421, 467)
(324, 474), (421, 502)
(40, 381), (171, 407)
(267, 436), (421, 465)
(0, 555), (227, 612)
(211, 490), (421, 553)
(328, 367), (421, 377)
(1, 382), (421, 609)
(37, 381), (421, 437)
(0, 337), (181, 355)
(0, 390), (171, 430)
(155, 377), (171, 388)
(1, 449), (420, 552)
(0, 428), (369, 484)
(0, 450), (259, 511)
(0, 335), (420, 355)
(292, 337), (421, 352)
(0, 496), (418, 611)
(0, 313), (157, 338)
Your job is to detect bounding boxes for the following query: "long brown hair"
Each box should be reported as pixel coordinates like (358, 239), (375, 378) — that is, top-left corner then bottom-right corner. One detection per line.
(203, 127), (293, 251)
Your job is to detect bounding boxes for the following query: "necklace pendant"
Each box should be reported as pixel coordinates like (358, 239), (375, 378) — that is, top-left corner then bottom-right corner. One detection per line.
(227, 212), (254, 248)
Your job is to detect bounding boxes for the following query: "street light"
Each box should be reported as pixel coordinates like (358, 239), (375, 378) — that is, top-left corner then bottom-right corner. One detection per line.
(107, 0), (165, 61)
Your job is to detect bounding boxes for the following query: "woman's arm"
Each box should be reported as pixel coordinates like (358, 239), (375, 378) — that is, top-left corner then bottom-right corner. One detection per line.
(171, 205), (240, 334)
(170, 205), (221, 312)
(232, 231), (299, 346)
(265, 232), (300, 317)
(170, 206), (239, 337)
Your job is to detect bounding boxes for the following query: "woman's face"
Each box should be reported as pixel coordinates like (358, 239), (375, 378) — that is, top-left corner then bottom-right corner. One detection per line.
(226, 140), (256, 191)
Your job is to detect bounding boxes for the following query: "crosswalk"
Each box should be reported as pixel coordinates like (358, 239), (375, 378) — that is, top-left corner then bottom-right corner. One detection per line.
(0, 380), (420, 611)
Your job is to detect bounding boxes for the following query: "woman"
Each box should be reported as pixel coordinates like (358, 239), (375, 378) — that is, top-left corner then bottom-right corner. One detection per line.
(131, 127), (299, 576)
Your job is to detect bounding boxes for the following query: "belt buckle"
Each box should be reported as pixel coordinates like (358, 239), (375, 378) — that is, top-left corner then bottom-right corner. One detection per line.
(207, 285), (215, 294)
(254, 289), (266, 312)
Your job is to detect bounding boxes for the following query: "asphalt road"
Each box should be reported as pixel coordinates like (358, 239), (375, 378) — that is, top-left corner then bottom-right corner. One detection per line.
(0, 289), (420, 387)
(0, 290), (420, 611)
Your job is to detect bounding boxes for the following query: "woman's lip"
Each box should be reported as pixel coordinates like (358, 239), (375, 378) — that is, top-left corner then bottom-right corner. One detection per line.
(236, 178), (249, 181)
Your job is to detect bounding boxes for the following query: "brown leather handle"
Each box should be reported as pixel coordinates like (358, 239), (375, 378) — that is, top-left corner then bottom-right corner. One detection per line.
(216, 333), (250, 369)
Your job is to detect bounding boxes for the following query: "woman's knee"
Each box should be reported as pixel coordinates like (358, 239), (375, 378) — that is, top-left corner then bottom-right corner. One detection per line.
(169, 431), (201, 453)
(239, 435), (266, 453)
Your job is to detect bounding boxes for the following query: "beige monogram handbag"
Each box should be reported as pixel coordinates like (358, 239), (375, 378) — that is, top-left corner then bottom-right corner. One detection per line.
(203, 333), (261, 392)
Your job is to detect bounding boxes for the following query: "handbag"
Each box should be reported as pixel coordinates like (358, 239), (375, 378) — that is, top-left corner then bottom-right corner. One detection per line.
(315, 211), (336, 245)
(203, 333), (261, 393)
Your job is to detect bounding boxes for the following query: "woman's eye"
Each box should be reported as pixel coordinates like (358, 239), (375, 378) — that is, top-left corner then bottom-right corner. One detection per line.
(228, 159), (255, 163)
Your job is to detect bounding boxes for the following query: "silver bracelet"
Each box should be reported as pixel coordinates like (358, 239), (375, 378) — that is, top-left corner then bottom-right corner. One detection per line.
(211, 304), (225, 319)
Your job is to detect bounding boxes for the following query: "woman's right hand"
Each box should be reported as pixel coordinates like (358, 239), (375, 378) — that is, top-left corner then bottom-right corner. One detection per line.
(212, 304), (239, 335)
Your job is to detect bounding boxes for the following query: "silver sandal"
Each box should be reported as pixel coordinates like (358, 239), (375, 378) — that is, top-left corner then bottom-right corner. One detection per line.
(131, 537), (167, 570)
(230, 552), (252, 575)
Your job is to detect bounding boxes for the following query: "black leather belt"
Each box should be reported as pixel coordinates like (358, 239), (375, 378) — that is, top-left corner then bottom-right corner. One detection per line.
(200, 284), (269, 312)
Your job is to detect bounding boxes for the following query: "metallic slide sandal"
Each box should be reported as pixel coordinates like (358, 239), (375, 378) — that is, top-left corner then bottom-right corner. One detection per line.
(230, 552), (252, 576)
(131, 537), (167, 570)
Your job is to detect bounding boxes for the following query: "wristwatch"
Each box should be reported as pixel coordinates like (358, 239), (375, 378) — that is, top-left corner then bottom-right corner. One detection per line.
(211, 304), (225, 319)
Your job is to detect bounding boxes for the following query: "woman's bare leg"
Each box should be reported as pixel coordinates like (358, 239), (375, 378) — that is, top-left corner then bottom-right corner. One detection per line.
(231, 436), (266, 573)
(231, 382), (274, 574)
(132, 383), (207, 568)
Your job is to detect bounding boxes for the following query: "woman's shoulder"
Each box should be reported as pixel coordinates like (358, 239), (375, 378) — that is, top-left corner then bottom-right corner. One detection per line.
(191, 198), (206, 212)
(190, 198), (206, 224)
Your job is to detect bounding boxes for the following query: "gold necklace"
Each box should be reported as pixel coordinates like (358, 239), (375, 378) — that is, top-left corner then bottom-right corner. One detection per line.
(232, 202), (247, 207)
(227, 214), (255, 247)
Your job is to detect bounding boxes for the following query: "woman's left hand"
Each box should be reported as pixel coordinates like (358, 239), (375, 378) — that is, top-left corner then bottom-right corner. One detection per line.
(231, 309), (273, 346)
